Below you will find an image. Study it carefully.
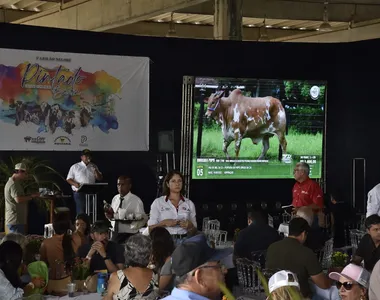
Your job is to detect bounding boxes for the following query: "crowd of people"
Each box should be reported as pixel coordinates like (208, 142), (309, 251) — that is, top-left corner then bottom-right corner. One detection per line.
(2, 149), (380, 299)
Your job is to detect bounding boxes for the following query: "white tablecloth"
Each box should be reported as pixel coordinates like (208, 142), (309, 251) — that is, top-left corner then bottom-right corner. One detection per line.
(45, 293), (101, 300)
(278, 223), (289, 237)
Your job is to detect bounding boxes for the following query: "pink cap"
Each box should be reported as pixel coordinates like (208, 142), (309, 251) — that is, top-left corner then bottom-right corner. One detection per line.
(329, 263), (370, 288)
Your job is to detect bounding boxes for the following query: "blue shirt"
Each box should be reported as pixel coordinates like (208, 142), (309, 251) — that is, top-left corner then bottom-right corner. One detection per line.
(162, 288), (209, 300)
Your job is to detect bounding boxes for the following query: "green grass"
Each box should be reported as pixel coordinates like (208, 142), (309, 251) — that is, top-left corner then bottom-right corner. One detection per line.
(193, 127), (323, 160)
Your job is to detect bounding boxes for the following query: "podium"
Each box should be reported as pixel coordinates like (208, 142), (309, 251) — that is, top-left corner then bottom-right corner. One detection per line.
(77, 183), (108, 223)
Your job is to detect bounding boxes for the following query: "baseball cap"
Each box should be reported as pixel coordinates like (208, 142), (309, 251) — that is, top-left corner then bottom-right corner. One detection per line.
(268, 270), (300, 293)
(171, 234), (233, 276)
(82, 149), (92, 156)
(15, 163), (27, 171)
(329, 263), (370, 288)
(91, 220), (111, 233)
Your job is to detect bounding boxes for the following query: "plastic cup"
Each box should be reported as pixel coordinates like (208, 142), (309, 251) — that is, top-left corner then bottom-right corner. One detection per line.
(67, 282), (76, 297)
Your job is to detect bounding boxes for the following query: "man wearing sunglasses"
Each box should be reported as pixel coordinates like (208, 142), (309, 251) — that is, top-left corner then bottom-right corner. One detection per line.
(4, 163), (40, 234)
(162, 235), (233, 300)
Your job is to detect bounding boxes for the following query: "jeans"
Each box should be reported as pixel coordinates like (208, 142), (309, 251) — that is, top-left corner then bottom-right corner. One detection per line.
(73, 192), (86, 216)
(7, 224), (26, 234)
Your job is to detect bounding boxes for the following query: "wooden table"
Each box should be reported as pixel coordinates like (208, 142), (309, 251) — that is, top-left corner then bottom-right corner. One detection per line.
(41, 194), (71, 223)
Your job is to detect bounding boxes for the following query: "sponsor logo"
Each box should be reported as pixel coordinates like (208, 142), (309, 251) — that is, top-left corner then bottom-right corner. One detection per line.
(310, 86), (320, 100)
(24, 136), (46, 144)
(79, 135), (88, 147)
(54, 136), (71, 145)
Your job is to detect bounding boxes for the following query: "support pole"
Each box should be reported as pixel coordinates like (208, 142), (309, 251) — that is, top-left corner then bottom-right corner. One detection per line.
(214, 0), (243, 40)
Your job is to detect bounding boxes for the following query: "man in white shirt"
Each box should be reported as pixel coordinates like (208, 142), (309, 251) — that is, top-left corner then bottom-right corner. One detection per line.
(105, 175), (145, 244)
(367, 183), (380, 217)
(66, 149), (103, 216)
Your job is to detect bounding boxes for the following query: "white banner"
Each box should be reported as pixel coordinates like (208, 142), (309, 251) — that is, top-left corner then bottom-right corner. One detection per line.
(0, 48), (149, 151)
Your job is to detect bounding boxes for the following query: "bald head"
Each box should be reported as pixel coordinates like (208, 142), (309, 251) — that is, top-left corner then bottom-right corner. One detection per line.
(296, 206), (314, 226)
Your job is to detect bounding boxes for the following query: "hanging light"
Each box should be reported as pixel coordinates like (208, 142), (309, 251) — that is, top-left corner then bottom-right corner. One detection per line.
(258, 18), (270, 42)
(166, 12), (177, 37)
(318, 1), (332, 32)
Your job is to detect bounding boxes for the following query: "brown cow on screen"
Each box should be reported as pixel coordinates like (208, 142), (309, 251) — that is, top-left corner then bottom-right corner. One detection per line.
(204, 89), (287, 160)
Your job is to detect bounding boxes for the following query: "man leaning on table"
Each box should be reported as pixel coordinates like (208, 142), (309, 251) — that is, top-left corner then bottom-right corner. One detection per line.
(105, 175), (146, 244)
(66, 149), (103, 215)
(4, 163), (40, 234)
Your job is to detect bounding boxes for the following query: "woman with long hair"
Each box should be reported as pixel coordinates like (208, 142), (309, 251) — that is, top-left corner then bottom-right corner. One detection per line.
(147, 170), (197, 243)
(74, 213), (91, 245)
(40, 214), (82, 279)
(0, 241), (45, 299)
(150, 227), (174, 272)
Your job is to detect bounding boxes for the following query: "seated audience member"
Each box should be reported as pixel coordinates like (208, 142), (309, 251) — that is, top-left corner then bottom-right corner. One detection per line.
(370, 259), (380, 300)
(266, 217), (335, 299)
(329, 263), (370, 300)
(77, 220), (125, 273)
(162, 234), (233, 300)
(150, 227), (175, 273)
(74, 213), (91, 245)
(105, 234), (159, 300)
(105, 175), (146, 244)
(234, 207), (280, 261)
(0, 241), (45, 299)
(268, 270), (303, 300)
(159, 234), (206, 293)
(352, 214), (380, 272)
(40, 214), (82, 279)
(1, 233), (29, 284)
(296, 206), (327, 252)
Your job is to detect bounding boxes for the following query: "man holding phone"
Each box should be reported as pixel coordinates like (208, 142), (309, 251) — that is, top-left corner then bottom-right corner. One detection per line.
(67, 149), (103, 215)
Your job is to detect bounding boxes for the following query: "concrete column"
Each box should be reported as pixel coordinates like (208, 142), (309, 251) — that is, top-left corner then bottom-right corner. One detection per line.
(214, 0), (243, 40)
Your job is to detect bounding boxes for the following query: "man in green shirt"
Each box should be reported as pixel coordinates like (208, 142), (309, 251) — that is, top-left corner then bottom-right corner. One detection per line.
(4, 163), (40, 234)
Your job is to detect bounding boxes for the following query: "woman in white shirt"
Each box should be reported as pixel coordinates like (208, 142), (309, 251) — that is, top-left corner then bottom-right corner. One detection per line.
(148, 170), (197, 242)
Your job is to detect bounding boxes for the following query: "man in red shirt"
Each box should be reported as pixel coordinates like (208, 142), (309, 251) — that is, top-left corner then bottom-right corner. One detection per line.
(292, 162), (324, 213)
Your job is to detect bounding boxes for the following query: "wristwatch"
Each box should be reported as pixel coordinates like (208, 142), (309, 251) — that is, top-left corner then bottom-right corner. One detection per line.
(103, 256), (110, 261)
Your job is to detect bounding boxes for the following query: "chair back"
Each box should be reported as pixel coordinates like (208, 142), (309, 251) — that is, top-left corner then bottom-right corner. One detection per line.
(319, 238), (334, 269)
(236, 258), (262, 296)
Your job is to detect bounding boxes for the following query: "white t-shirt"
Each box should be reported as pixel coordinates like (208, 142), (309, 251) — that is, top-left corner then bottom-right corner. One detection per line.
(367, 183), (380, 217)
(110, 192), (145, 234)
(0, 269), (24, 300)
(66, 161), (101, 192)
(147, 196), (197, 235)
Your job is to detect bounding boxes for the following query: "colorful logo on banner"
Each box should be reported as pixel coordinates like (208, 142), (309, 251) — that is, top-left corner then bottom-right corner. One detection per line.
(0, 62), (122, 135)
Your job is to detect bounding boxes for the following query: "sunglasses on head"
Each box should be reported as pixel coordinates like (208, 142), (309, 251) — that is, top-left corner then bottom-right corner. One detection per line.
(336, 281), (356, 290)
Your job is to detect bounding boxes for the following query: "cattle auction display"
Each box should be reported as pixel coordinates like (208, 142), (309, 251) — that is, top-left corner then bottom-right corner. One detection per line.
(192, 77), (326, 179)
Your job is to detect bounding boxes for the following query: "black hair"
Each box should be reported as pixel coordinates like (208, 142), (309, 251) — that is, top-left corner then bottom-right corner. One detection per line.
(247, 206), (268, 224)
(76, 213), (91, 236)
(150, 227), (175, 271)
(52, 214), (74, 267)
(91, 220), (111, 233)
(118, 175), (132, 183)
(365, 215), (380, 229)
(288, 217), (310, 236)
(0, 241), (23, 288)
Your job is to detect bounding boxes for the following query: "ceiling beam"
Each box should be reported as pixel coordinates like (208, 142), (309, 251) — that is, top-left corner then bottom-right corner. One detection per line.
(106, 21), (304, 41)
(0, 8), (35, 22)
(178, 0), (380, 22)
(12, 0), (211, 31)
(272, 18), (380, 42)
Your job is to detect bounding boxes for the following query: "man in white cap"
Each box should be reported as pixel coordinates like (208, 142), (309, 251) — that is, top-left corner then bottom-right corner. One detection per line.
(4, 163), (40, 234)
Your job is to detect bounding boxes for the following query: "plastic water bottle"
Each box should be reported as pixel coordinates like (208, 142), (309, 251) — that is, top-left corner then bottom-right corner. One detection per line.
(97, 273), (108, 295)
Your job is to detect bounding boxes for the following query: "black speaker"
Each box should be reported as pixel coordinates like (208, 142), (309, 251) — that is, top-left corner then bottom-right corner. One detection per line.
(158, 130), (174, 153)
(352, 158), (366, 213)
